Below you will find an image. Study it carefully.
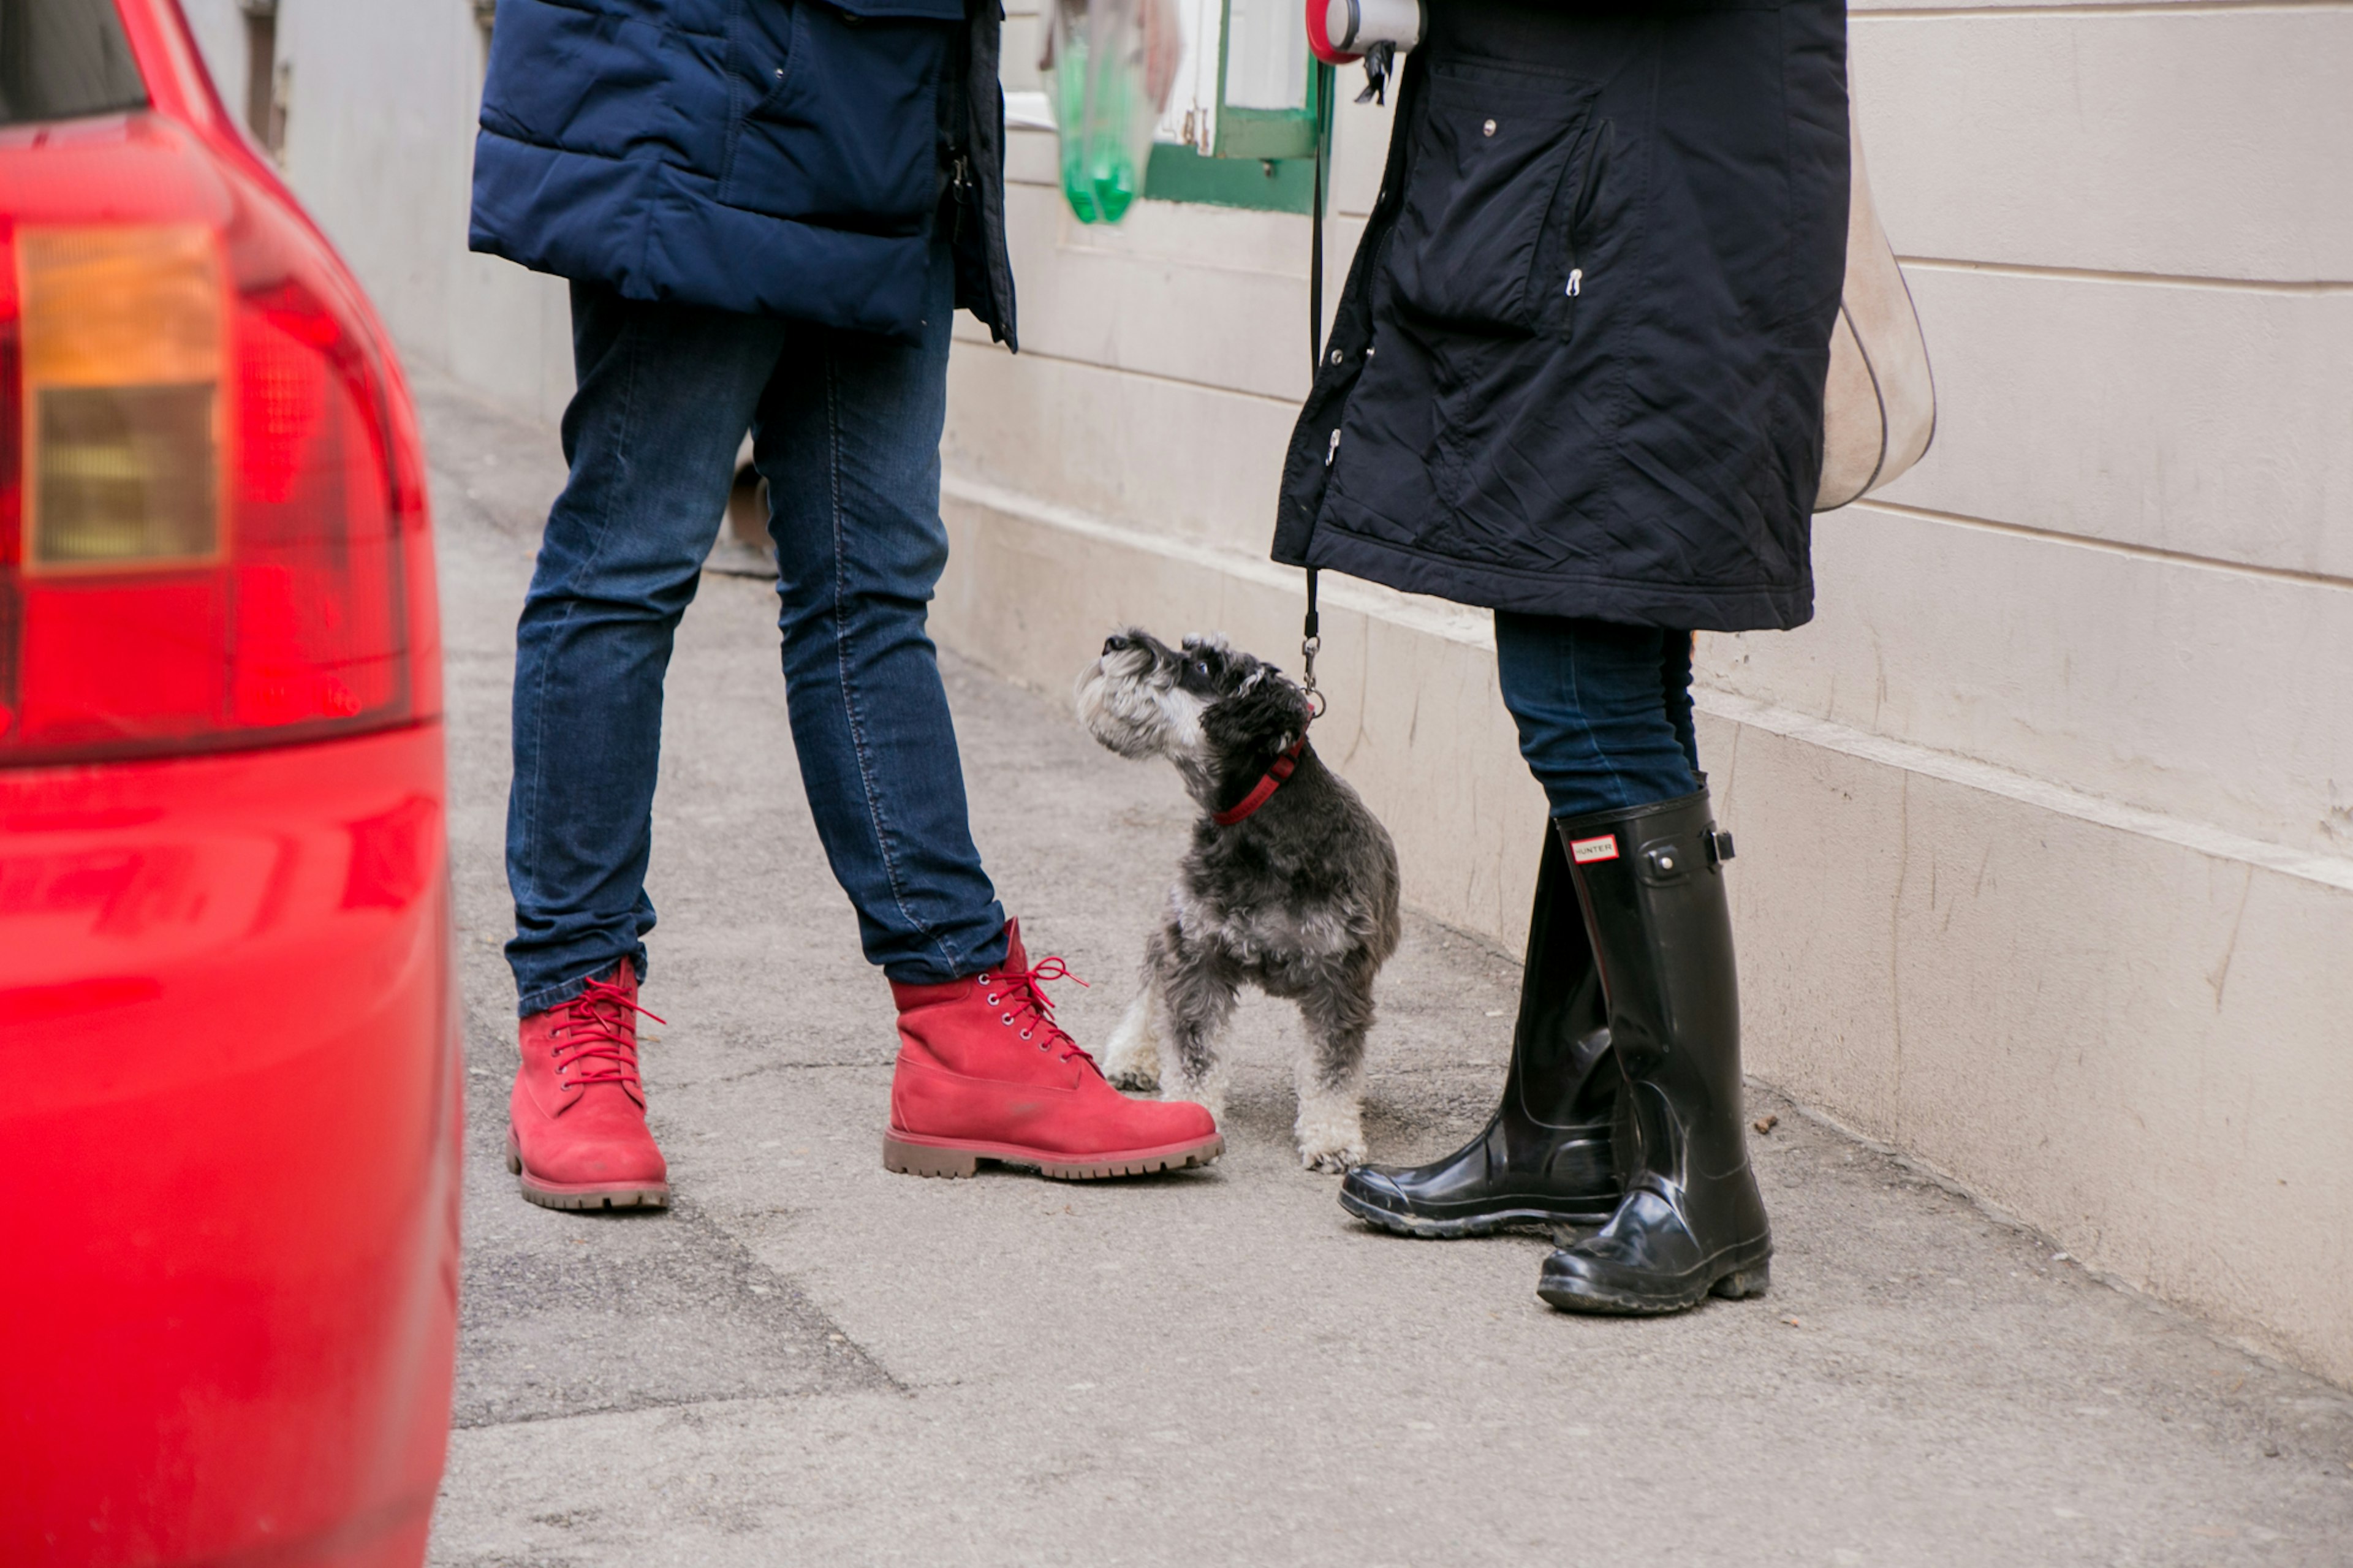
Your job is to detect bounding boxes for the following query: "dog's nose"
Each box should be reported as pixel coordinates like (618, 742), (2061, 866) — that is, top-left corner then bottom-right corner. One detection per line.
(1103, 634), (1129, 655)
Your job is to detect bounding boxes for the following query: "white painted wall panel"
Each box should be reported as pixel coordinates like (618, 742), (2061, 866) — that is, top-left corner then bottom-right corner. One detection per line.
(1331, 84), (1397, 218)
(1879, 266), (2353, 579)
(273, 2), (471, 360)
(946, 346), (1295, 553)
(1712, 706), (2353, 1391)
(1701, 507), (2353, 856)
(990, 184), (1336, 403)
(1855, 9), (2353, 279)
(1007, 124), (1061, 188)
(1002, 7), (1045, 94)
(178, 0), (248, 131)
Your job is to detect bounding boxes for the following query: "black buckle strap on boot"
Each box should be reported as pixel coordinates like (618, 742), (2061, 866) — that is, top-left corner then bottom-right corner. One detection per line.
(1336, 826), (1622, 1237)
(1537, 787), (1773, 1314)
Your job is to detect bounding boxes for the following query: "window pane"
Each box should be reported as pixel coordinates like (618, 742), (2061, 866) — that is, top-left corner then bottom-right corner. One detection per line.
(1222, 0), (1306, 112)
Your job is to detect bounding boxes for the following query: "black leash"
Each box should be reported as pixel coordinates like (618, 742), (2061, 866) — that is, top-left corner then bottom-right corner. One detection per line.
(1302, 64), (1333, 720)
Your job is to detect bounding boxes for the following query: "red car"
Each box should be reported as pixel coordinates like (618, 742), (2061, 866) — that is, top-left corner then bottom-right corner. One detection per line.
(1, 2), (460, 1564)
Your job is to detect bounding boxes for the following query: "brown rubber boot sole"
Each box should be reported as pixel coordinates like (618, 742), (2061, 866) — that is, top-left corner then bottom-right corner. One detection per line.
(506, 1129), (670, 1211)
(882, 1129), (1224, 1181)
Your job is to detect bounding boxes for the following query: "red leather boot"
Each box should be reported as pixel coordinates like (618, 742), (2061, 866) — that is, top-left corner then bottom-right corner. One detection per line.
(507, 963), (671, 1210)
(884, 920), (1223, 1179)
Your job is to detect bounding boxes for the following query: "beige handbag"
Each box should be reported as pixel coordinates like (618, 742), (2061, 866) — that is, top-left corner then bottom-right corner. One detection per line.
(1816, 105), (1936, 511)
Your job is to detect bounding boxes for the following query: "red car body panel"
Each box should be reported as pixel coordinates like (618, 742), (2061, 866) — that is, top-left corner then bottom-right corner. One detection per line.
(0, 2), (460, 1563)
(2, 727), (459, 1567)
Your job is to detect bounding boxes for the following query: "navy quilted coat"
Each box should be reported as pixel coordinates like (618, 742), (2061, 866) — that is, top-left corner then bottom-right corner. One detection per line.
(469, 0), (1014, 345)
(1273, 0), (1849, 631)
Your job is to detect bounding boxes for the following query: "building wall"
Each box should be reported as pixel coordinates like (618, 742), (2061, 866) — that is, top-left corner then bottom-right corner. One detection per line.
(187, 1), (2353, 1387)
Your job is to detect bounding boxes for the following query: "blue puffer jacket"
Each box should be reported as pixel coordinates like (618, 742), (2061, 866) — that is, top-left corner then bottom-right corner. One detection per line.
(469, 0), (1015, 345)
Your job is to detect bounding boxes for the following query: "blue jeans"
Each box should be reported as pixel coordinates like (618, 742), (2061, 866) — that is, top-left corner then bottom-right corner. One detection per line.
(1494, 612), (1702, 819)
(506, 241), (1006, 1015)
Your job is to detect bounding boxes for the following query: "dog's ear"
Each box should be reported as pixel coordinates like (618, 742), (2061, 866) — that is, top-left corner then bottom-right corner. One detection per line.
(1201, 661), (1313, 760)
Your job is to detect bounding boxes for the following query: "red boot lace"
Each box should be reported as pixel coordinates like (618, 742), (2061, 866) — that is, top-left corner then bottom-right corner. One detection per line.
(977, 955), (1096, 1067)
(549, 972), (666, 1093)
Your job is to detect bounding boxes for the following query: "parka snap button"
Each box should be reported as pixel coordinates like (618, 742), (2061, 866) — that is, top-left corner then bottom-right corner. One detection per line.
(1482, 119), (1497, 137)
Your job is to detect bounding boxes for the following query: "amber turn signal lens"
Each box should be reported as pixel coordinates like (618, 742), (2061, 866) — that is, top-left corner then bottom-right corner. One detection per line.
(18, 224), (224, 570)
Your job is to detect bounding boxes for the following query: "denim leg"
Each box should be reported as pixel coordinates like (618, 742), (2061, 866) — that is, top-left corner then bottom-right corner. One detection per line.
(1494, 612), (1703, 819)
(754, 243), (1007, 984)
(506, 281), (791, 1016)
(1660, 630), (1700, 776)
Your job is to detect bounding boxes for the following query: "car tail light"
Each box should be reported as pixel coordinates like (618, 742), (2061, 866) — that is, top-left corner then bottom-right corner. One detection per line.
(1, 135), (425, 765)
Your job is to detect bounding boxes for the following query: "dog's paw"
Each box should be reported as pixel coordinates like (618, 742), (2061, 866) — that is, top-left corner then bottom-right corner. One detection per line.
(1099, 991), (1162, 1093)
(1298, 1140), (1367, 1175)
(1294, 1094), (1366, 1175)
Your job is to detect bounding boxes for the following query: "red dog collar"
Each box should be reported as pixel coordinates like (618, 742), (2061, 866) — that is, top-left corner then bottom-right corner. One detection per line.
(1213, 737), (1308, 827)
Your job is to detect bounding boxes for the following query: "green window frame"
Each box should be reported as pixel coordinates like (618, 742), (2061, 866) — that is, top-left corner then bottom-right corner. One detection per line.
(1141, 3), (1332, 214)
(1142, 142), (1321, 215)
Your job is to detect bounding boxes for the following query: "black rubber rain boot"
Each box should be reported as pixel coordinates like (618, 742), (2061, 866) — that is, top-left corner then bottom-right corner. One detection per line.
(1338, 827), (1620, 1238)
(1536, 789), (1771, 1313)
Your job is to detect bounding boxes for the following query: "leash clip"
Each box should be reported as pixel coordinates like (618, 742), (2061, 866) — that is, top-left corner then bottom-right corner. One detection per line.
(1301, 567), (1326, 720)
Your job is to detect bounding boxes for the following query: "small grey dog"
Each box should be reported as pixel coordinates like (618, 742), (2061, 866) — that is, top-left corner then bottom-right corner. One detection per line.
(1075, 629), (1401, 1172)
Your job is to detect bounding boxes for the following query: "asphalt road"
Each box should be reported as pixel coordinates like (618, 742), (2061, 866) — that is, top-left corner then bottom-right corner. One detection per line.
(417, 375), (2353, 1567)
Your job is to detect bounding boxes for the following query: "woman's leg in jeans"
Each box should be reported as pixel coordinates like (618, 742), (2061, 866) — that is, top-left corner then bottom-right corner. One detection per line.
(753, 240), (1007, 985)
(505, 283), (790, 1015)
(1659, 630), (1700, 778)
(1493, 612), (1700, 818)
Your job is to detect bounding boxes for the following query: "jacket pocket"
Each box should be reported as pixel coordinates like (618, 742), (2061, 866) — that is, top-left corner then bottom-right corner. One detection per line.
(1385, 61), (1604, 336)
(719, 0), (961, 231)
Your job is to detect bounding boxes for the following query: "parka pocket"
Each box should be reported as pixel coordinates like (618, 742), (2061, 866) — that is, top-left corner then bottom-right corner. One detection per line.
(1386, 62), (1605, 337)
(719, 0), (963, 232)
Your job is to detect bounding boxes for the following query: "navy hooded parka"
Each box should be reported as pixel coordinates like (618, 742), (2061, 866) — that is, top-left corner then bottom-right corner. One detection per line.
(468, 0), (1015, 346)
(1274, 0), (1849, 632)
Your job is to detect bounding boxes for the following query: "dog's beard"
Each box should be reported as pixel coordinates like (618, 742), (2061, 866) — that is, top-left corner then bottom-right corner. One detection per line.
(1075, 649), (1209, 765)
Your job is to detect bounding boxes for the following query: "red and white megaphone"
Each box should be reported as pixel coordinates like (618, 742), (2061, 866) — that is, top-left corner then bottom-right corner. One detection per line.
(1305, 0), (1425, 66)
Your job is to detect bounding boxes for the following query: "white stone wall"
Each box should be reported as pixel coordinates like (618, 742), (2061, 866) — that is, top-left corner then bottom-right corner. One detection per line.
(184, 1), (2353, 1387)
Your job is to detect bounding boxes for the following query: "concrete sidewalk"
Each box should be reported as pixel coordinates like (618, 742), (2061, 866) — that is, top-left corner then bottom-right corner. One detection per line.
(419, 378), (2353, 1568)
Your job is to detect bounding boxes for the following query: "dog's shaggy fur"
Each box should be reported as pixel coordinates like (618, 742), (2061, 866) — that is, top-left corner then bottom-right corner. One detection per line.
(1075, 629), (1401, 1172)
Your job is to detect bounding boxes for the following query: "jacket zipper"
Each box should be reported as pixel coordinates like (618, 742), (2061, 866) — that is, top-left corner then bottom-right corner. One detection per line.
(1555, 119), (1613, 343)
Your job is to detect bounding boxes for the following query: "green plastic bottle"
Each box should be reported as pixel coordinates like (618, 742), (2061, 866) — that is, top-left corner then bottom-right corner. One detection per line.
(1045, 0), (1175, 225)
(1054, 36), (1140, 224)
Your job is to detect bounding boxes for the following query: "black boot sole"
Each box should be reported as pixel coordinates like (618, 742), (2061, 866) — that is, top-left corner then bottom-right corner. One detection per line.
(1339, 1186), (1618, 1239)
(1537, 1251), (1771, 1316)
